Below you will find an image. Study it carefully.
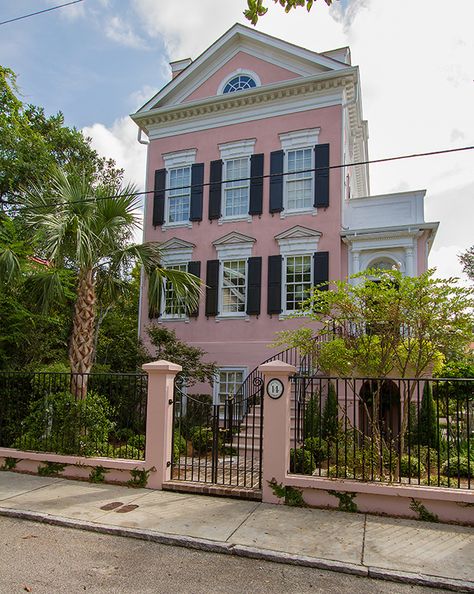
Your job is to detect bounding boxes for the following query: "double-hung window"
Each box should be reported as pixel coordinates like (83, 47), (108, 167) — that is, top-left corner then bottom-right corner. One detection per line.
(221, 259), (246, 315)
(286, 148), (313, 211)
(167, 167), (191, 224)
(163, 263), (188, 318)
(218, 139), (256, 221)
(215, 368), (245, 406)
(223, 158), (250, 218)
(284, 254), (312, 313)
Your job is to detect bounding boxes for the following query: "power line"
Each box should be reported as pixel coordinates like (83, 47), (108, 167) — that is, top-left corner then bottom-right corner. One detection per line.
(0, 0), (84, 26)
(3, 144), (474, 212)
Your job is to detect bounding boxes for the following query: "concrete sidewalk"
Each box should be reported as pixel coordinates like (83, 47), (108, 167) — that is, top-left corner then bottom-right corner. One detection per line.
(0, 472), (473, 592)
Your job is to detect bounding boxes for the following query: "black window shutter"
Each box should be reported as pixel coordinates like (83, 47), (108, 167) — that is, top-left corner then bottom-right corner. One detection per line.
(249, 154), (264, 215)
(208, 160), (223, 220)
(190, 163), (204, 221)
(269, 150), (284, 213)
(246, 257), (262, 315)
(188, 261), (201, 317)
(153, 169), (166, 227)
(267, 255), (282, 314)
(205, 260), (219, 316)
(314, 144), (330, 208)
(313, 251), (329, 290)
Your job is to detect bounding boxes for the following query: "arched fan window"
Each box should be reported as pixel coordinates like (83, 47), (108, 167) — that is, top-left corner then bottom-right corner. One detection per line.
(223, 75), (257, 94)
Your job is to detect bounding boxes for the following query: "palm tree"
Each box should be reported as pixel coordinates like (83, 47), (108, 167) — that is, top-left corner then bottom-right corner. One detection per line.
(18, 167), (200, 395)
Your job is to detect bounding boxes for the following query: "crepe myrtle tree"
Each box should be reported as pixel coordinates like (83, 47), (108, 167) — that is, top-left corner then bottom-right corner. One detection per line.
(11, 167), (201, 396)
(275, 269), (474, 454)
(245, 0), (335, 25)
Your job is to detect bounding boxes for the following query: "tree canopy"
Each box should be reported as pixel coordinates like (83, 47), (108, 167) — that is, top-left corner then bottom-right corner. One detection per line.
(276, 269), (474, 379)
(245, 0), (334, 25)
(459, 245), (474, 282)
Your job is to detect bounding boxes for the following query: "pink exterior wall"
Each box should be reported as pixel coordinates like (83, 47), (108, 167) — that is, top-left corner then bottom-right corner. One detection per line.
(141, 105), (343, 374)
(183, 51), (300, 103)
(417, 232), (429, 274)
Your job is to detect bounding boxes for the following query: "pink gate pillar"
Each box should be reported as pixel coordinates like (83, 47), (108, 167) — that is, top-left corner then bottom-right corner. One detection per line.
(142, 360), (182, 489)
(258, 360), (297, 504)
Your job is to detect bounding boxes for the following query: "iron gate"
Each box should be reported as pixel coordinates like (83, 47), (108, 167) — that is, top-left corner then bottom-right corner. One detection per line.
(170, 377), (264, 489)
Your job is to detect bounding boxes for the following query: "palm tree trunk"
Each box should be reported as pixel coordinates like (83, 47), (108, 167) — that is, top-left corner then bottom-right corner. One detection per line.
(69, 268), (96, 399)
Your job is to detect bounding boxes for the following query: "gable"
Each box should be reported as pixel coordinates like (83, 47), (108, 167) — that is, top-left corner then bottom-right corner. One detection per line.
(183, 51), (300, 104)
(137, 23), (348, 113)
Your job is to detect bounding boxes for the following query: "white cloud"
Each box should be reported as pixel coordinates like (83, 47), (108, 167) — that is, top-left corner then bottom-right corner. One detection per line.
(105, 16), (147, 49)
(82, 116), (146, 190)
(429, 245), (470, 285)
(129, 84), (160, 111)
(46, 0), (86, 20)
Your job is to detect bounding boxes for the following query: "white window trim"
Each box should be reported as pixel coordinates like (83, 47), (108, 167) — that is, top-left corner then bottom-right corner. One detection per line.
(217, 70), (261, 95)
(162, 149), (196, 229)
(213, 367), (248, 406)
(218, 139), (256, 223)
(279, 128), (320, 218)
(217, 258), (248, 320)
(280, 253), (314, 318)
(159, 246), (194, 321)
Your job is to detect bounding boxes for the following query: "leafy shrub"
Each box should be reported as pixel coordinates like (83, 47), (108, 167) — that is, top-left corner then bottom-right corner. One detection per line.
(190, 426), (222, 455)
(303, 437), (328, 464)
(110, 445), (142, 459)
(418, 383), (439, 448)
(289, 448), (315, 475)
(127, 434), (145, 450)
(400, 455), (425, 478)
(173, 433), (187, 463)
(179, 394), (212, 439)
(13, 390), (114, 456)
(441, 456), (473, 478)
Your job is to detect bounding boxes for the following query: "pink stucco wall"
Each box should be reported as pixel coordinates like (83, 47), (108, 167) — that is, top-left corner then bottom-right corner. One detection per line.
(141, 105), (343, 374)
(183, 51), (300, 103)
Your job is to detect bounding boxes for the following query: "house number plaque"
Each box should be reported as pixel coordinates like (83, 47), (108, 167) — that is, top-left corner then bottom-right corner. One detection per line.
(267, 378), (284, 399)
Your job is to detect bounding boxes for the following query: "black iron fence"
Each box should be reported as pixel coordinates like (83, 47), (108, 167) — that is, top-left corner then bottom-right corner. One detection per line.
(171, 380), (264, 489)
(0, 371), (147, 460)
(291, 376), (473, 489)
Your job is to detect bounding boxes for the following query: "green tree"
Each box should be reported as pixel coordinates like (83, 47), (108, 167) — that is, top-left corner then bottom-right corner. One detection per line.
(276, 269), (473, 453)
(321, 381), (338, 441)
(418, 382), (438, 448)
(0, 66), (120, 208)
(147, 326), (217, 386)
(245, 0), (334, 25)
(459, 245), (474, 282)
(11, 168), (201, 393)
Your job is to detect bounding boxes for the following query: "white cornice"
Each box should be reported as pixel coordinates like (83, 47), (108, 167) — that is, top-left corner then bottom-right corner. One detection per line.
(131, 70), (355, 139)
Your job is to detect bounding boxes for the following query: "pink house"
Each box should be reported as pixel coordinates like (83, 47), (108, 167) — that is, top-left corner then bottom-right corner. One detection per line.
(131, 24), (438, 402)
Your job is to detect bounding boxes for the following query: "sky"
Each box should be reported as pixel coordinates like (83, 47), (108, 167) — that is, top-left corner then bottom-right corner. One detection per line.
(1, 0), (473, 280)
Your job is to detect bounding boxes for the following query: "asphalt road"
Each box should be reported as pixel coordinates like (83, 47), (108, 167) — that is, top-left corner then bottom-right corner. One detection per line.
(0, 516), (443, 594)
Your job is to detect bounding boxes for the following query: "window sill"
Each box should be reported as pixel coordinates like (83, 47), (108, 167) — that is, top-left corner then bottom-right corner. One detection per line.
(218, 215), (252, 225)
(215, 314), (250, 322)
(280, 208), (317, 219)
(278, 312), (309, 320)
(158, 317), (190, 323)
(162, 221), (193, 231)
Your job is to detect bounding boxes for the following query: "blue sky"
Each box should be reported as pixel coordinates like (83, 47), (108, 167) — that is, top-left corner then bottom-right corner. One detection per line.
(1, 0), (473, 279)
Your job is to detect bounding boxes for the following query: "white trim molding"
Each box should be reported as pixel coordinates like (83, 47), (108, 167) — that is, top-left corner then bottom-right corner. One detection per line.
(159, 238), (195, 266)
(218, 138), (256, 160)
(213, 231), (256, 260)
(275, 225), (321, 256)
(162, 148), (197, 168)
(279, 127), (320, 150)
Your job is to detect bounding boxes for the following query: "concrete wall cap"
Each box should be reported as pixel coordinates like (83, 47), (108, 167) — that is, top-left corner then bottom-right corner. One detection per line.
(258, 360), (297, 374)
(142, 360), (183, 373)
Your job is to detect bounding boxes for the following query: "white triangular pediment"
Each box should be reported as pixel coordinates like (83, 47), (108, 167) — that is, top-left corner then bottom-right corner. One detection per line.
(160, 237), (196, 251)
(134, 23), (348, 113)
(274, 225), (322, 241)
(212, 231), (256, 247)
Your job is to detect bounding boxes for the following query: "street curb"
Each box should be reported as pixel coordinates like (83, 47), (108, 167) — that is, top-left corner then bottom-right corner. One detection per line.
(1, 507), (473, 593)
